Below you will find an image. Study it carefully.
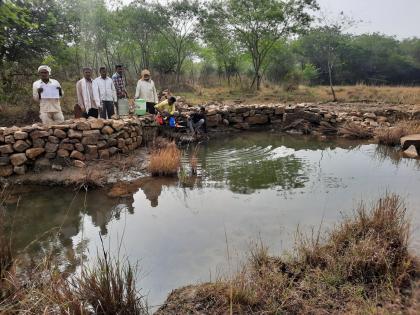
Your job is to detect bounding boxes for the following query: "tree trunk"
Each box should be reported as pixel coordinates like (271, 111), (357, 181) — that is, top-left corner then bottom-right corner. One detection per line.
(328, 60), (337, 102)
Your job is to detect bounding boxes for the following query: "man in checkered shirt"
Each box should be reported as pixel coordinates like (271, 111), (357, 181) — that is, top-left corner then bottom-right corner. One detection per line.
(112, 65), (128, 114)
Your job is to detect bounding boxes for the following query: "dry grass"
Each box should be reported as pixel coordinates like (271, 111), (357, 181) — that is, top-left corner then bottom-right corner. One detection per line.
(0, 189), (147, 314)
(376, 120), (420, 146)
(2, 83), (420, 127)
(148, 142), (181, 177)
(180, 83), (420, 106)
(157, 194), (419, 314)
(0, 239), (147, 314)
(338, 122), (374, 139)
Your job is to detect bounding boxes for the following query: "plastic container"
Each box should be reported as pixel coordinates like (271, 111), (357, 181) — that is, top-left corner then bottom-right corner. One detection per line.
(118, 99), (129, 116)
(134, 98), (147, 116)
(169, 116), (176, 127)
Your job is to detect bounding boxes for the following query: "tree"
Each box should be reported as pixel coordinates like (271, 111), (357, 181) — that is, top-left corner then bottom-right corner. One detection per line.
(120, 2), (159, 71)
(199, 2), (242, 86)
(213, 0), (318, 90)
(297, 26), (348, 101)
(154, 0), (200, 86)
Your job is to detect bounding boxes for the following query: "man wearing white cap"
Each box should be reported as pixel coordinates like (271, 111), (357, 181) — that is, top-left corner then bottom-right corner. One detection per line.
(134, 69), (158, 114)
(32, 65), (64, 124)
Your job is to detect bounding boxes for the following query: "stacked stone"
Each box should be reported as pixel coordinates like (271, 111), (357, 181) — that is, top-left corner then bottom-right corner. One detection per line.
(0, 117), (146, 177)
(180, 103), (412, 131)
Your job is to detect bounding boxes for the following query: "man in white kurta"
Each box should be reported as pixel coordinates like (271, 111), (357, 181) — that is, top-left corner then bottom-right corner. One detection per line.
(94, 66), (117, 119)
(76, 67), (101, 118)
(134, 69), (158, 114)
(32, 65), (64, 125)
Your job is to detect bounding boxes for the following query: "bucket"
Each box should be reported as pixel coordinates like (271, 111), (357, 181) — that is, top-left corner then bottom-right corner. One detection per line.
(118, 99), (129, 116)
(169, 116), (176, 127)
(134, 98), (147, 116)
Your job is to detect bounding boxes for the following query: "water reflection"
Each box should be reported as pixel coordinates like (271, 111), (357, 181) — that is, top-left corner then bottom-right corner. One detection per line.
(186, 132), (363, 194)
(2, 132), (420, 307)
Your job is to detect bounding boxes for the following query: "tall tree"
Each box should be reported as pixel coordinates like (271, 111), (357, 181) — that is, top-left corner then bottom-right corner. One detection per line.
(213, 0), (318, 90)
(199, 2), (242, 86)
(120, 2), (159, 71)
(154, 0), (200, 86)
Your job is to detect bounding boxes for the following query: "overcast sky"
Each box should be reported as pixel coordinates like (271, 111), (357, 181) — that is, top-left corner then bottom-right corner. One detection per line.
(316, 0), (420, 38)
(114, 0), (420, 39)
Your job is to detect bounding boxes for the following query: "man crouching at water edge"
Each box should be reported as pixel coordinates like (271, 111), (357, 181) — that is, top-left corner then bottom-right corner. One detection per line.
(188, 106), (207, 135)
(32, 65), (64, 125)
(76, 67), (101, 118)
(155, 96), (177, 117)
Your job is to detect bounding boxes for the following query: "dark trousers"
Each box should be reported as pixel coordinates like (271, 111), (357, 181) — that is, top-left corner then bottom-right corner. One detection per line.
(146, 102), (156, 114)
(101, 101), (115, 119)
(84, 108), (99, 119)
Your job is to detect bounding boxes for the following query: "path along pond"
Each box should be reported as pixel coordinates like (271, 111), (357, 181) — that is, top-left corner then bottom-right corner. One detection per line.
(4, 132), (420, 307)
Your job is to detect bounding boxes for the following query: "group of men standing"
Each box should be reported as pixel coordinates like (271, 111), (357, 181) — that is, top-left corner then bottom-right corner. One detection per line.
(32, 64), (207, 134)
(33, 64), (164, 124)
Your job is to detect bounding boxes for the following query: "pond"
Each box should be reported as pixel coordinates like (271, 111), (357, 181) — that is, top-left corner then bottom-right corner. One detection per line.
(4, 132), (420, 308)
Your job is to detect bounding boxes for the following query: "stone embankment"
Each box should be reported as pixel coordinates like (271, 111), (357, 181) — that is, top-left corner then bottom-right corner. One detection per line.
(0, 116), (156, 177)
(1, 102), (419, 178)
(179, 102), (418, 132)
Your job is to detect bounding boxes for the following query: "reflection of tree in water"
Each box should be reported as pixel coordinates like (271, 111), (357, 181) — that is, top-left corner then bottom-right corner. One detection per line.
(227, 155), (307, 194)
(2, 186), (133, 271)
(204, 153), (307, 194)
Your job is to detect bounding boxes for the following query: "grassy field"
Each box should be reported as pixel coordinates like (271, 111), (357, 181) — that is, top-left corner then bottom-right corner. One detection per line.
(1, 83), (420, 126)
(181, 84), (420, 105)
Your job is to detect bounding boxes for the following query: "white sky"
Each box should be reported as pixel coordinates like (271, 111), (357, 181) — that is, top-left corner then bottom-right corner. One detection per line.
(316, 0), (420, 38)
(114, 0), (420, 39)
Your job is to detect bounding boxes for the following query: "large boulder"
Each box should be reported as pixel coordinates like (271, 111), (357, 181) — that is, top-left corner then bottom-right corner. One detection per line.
(245, 114), (269, 125)
(30, 130), (49, 139)
(14, 131), (28, 140)
(53, 129), (67, 139)
(89, 118), (105, 129)
(68, 129), (83, 139)
(13, 140), (30, 152)
(0, 165), (13, 177)
(403, 145), (418, 159)
(401, 134), (420, 150)
(10, 153), (27, 166)
(26, 148), (45, 159)
(112, 120), (125, 131)
(76, 121), (91, 131)
(0, 144), (13, 155)
(206, 114), (222, 127)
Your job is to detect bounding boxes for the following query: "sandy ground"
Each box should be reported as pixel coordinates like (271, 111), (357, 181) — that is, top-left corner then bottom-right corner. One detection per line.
(1, 147), (150, 187)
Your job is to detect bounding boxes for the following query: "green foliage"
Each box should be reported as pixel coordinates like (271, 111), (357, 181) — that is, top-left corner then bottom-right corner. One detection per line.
(301, 64), (319, 85)
(2, 0), (420, 106)
(213, 0), (319, 90)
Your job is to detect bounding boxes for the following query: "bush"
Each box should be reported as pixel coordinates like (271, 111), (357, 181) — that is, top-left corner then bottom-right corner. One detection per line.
(148, 142), (181, 176)
(157, 194), (419, 314)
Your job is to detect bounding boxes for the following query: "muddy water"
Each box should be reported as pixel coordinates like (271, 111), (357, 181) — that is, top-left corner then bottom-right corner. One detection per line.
(4, 132), (420, 307)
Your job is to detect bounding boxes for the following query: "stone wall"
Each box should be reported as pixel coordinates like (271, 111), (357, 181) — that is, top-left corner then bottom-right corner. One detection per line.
(177, 102), (416, 132)
(0, 116), (156, 177)
(1, 102), (418, 177)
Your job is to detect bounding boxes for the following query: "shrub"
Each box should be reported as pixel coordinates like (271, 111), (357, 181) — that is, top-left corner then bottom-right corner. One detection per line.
(338, 122), (373, 139)
(376, 120), (420, 146)
(148, 142), (181, 176)
(156, 194), (419, 314)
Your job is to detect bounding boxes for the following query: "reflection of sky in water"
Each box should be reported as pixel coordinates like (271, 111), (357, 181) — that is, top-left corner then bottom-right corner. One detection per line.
(4, 133), (420, 308)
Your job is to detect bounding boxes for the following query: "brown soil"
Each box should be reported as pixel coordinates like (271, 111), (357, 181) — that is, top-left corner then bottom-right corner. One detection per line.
(1, 148), (150, 187)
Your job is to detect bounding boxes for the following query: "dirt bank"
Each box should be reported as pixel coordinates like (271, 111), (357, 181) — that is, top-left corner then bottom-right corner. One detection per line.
(1, 148), (150, 187)
(156, 195), (420, 314)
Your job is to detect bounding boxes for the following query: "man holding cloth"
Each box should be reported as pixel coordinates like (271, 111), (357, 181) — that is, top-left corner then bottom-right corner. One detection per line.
(32, 65), (64, 124)
(94, 66), (117, 119)
(76, 67), (101, 118)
